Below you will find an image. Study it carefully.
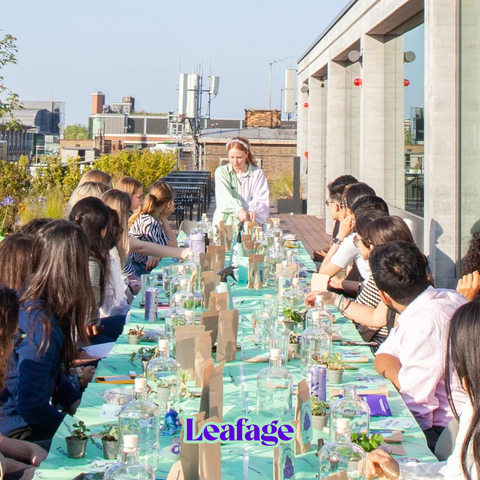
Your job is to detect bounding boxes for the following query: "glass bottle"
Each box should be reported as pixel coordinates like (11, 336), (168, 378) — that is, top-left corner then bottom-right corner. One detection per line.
(146, 340), (181, 415)
(184, 309), (195, 326)
(182, 251), (198, 288)
(263, 222), (275, 247)
(283, 278), (307, 333)
(265, 238), (286, 287)
(118, 378), (160, 472)
(318, 418), (366, 479)
(330, 385), (370, 438)
(271, 217), (283, 240)
(165, 293), (186, 349)
(305, 296), (335, 333)
(169, 265), (190, 299)
(300, 311), (331, 374)
(277, 260), (295, 302)
(255, 231), (269, 256)
(196, 213), (209, 234)
(169, 277), (194, 309)
(104, 434), (155, 480)
(256, 348), (293, 421)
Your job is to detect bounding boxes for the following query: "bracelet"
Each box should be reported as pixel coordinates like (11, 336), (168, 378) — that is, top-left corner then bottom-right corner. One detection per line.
(336, 294), (344, 311)
(340, 299), (351, 316)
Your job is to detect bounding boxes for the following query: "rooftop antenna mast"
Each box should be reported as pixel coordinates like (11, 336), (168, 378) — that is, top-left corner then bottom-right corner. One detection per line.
(269, 55), (296, 109)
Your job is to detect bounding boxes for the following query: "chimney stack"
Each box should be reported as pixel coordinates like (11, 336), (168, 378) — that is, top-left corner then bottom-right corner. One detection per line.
(92, 92), (105, 114)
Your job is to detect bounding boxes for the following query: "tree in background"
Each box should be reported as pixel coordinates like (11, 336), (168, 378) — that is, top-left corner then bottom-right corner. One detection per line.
(0, 31), (22, 130)
(64, 124), (88, 140)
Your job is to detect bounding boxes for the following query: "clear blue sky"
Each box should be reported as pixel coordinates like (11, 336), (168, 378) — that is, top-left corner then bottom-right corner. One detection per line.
(2, 0), (350, 125)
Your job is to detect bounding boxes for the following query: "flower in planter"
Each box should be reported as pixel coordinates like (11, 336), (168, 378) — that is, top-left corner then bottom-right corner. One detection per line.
(289, 332), (301, 344)
(128, 325), (145, 337)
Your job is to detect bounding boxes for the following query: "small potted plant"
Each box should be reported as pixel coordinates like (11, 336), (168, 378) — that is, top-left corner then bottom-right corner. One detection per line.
(156, 378), (171, 403)
(127, 325), (145, 345)
(325, 353), (345, 384)
(66, 421), (93, 459)
(100, 425), (119, 460)
(351, 433), (384, 453)
(310, 396), (330, 430)
(289, 332), (301, 356)
(282, 307), (305, 332)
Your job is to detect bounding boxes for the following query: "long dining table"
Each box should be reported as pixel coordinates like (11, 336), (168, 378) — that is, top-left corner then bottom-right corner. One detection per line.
(37, 242), (436, 479)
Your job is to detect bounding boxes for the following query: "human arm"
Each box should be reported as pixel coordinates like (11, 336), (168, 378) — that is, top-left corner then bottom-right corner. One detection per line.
(0, 436), (48, 466)
(128, 236), (189, 260)
(319, 215), (356, 277)
(457, 271), (480, 301)
(246, 169), (270, 224)
(374, 354), (401, 390)
(145, 257), (160, 271)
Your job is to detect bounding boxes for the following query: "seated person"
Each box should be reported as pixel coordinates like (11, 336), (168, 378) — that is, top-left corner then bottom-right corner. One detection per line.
(371, 241), (467, 451)
(313, 174), (357, 263)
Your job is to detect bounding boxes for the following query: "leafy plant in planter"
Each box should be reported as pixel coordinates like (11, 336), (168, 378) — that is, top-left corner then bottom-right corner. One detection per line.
(289, 332), (301, 355)
(325, 353), (345, 384)
(310, 396), (330, 430)
(283, 308), (306, 330)
(66, 421), (94, 458)
(129, 345), (157, 364)
(350, 433), (384, 453)
(100, 425), (119, 460)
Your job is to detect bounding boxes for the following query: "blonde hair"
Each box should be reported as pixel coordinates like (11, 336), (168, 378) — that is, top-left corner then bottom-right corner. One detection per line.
(101, 189), (131, 265)
(129, 181), (173, 227)
(79, 170), (113, 187)
(227, 136), (257, 167)
(65, 181), (110, 218)
(116, 177), (143, 198)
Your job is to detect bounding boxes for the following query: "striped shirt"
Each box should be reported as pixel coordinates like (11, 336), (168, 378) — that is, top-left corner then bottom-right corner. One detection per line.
(128, 213), (169, 266)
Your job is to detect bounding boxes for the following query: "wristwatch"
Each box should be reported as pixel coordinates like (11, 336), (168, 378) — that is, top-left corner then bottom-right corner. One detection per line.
(332, 237), (342, 245)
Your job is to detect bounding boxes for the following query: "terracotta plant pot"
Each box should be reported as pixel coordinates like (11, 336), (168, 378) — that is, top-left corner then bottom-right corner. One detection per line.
(66, 437), (88, 459)
(128, 335), (141, 345)
(102, 438), (118, 460)
(312, 415), (328, 430)
(327, 369), (344, 384)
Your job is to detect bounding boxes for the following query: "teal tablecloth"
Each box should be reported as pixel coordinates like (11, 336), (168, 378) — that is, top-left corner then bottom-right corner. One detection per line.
(37, 244), (436, 479)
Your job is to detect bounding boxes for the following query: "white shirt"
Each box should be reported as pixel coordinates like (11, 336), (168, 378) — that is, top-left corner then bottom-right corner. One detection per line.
(376, 287), (468, 430)
(399, 400), (476, 479)
(330, 232), (371, 282)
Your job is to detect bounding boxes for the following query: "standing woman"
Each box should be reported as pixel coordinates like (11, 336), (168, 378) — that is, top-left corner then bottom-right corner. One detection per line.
(213, 136), (270, 227)
(0, 220), (94, 440)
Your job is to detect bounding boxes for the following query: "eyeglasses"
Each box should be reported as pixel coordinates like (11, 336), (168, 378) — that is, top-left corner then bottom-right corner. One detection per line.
(14, 329), (26, 348)
(353, 235), (372, 249)
(325, 200), (343, 207)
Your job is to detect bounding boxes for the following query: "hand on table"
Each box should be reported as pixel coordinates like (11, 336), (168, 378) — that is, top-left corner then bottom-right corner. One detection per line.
(27, 443), (48, 466)
(248, 211), (256, 222)
(181, 248), (191, 260)
(146, 257), (160, 271)
(80, 366), (96, 388)
(238, 209), (249, 222)
(457, 271), (480, 301)
(306, 291), (337, 307)
(365, 449), (400, 479)
(86, 323), (104, 338)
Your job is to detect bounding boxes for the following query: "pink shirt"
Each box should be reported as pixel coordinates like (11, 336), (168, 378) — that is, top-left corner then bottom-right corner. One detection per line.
(376, 286), (467, 430)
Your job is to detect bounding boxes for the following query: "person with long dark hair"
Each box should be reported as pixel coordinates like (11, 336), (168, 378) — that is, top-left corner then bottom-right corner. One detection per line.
(366, 300), (480, 478)
(69, 197), (125, 343)
(0, 221), (95, 440)
(0, 235), (34, 291)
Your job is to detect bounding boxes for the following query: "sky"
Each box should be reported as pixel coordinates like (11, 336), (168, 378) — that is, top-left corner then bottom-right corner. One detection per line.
(2, 0), (351, 126)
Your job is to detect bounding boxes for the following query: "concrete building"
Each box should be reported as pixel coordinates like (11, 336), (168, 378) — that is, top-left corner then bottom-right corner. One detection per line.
(297, 0), (479, 288)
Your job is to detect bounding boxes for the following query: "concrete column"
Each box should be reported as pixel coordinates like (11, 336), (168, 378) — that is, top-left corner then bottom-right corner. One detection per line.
(306, 76), (327, 218)
(383, 36), (406, 208)
(359, 34), (386, 198)
(325, 61), (347, 233)
(424, 0), (460, 288)
(297, 85), (309, 199)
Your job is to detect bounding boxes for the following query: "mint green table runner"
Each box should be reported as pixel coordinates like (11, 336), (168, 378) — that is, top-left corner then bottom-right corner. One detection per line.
(37, 244), (436, 479)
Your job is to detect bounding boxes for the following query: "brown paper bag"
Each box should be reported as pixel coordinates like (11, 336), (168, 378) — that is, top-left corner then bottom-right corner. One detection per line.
(225, 225), (233, 250)
(195, 331), (213, 387)
(201, 271), (217, 309)
(167, 461), (185, 480)
(175, 325), (206, 380)
(243, 239), (255, 255)
(201, 310), (219, 344)
(253, 254), (265, 290)
(323, 473), (348, 480)
(253, 226), (263, 241)
(199, 253), (213, 273)
(311, 273), (330, 292)
(295, 379), (312, 454)
(248, 254), (256, 289)
(218, 228), (227, 247)
(273, 420), (298, 480)
(216, 309), (239, 363)
(214, 292), (228, 312)
(209, 361), (225, 421)
(198, 416), (222, 480)
(207, 245), (226, 272)
(180, 412), (205, 480)
(200, 358), (214, 416)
